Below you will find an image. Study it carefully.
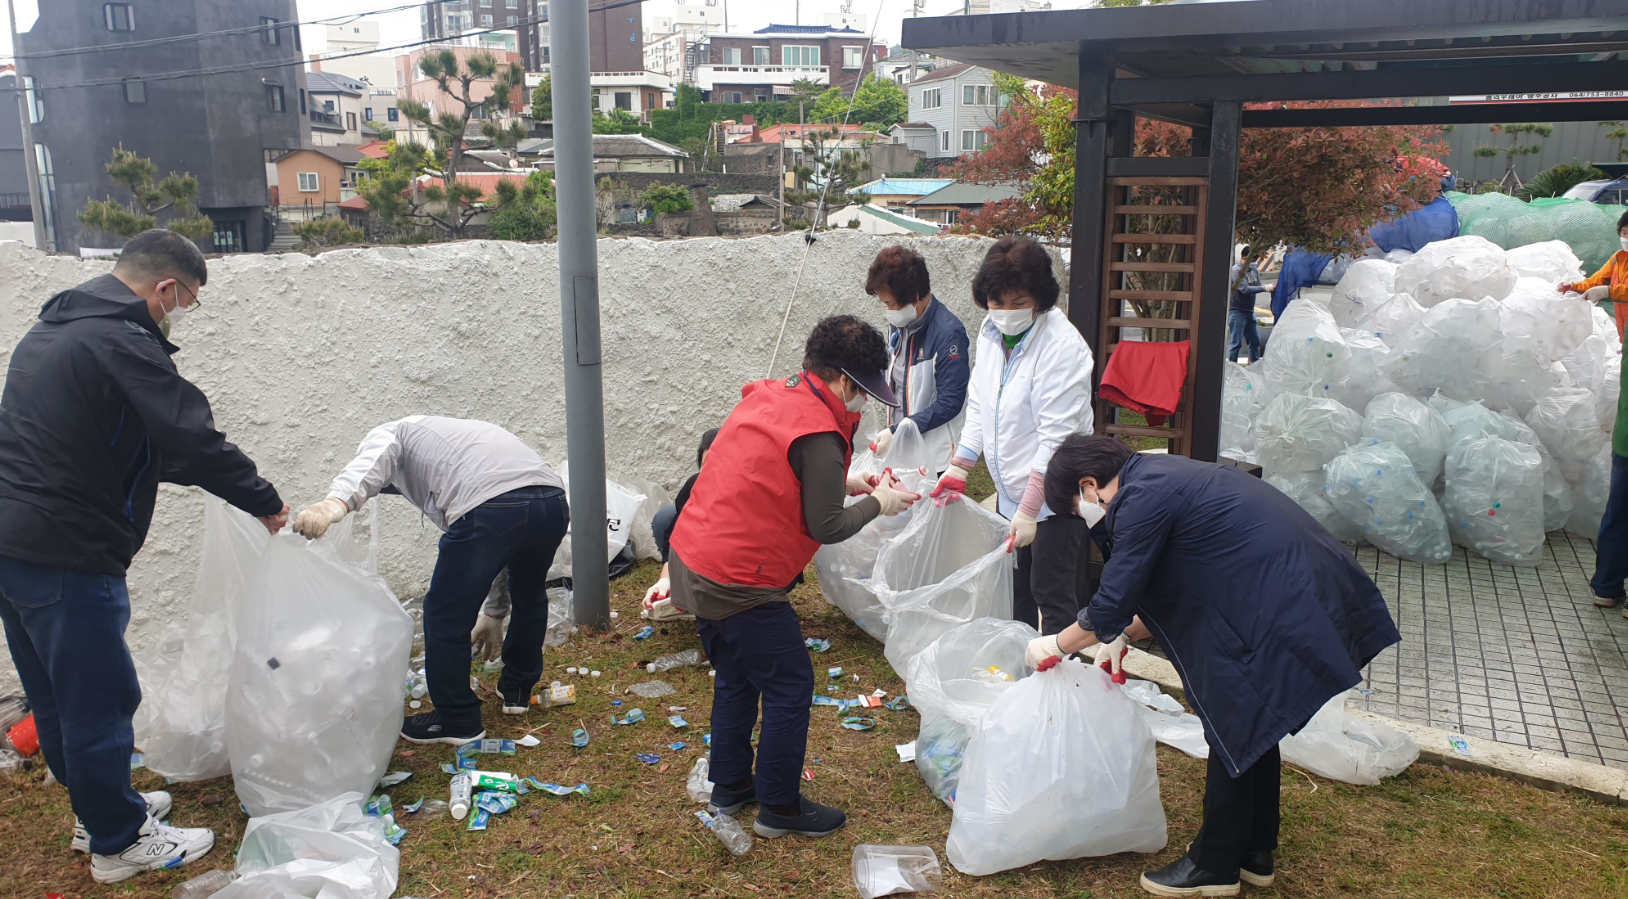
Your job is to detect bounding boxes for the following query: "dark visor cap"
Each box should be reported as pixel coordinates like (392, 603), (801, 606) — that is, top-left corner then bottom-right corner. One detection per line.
(840, 366), (900, 408)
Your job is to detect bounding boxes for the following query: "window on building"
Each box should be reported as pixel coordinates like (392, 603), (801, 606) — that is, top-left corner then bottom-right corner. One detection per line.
(961, 129), (987, 152)
(782, 45), (819, 67)
(755, 90), (768, 102)
(842, 46), (863, 69)
(122, 79), (146, 105)
(103, 3), (134, 32)
(297, 172), (320, 192)
(212, 221), (246, 254)
(940, 129), (950, 152)
(752, 46), (769, 65)
(347, 112), (357, 131)
(22, 76), (41, 123)
(723, 47), (741, 65)
(387, 107), (399, 122)
(723, 91), (742, 104)
(507, 0), (517, 6)
(364, 107), (373, 121)
(261, 16), (280, 45)
(266, 84), (286, 113)
(33, 144), (56, 252)
(920, 87), (941, 109)
(614, 92), (632, 110)
(299, 89), (307, 114)
(481, 14), (493, 26)
(963, 84), (994, 106)
(507, 15), (518, 25)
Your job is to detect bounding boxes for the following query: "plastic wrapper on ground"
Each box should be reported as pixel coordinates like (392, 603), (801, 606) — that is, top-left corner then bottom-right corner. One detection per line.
(1279, 692), (1418, 786)
(1327, 329), (1399, 414)
(1379, 297), (1503, 401)
(946, 660), (1166, 875)
(1324, 442), (1452, 564)
(1506, 239), (1586, 285)
(1121, 679), (1209, 759)
(1264, 470), (1364, 544)
(1261, 298), (1350, 398)
(1524, 387), (1606, 486)
(134, 499), (267, 783)
(1567, 445), (1613, 538)
(1393, 235), (1517, 308)
(1254, 393), (1363, 477)
(1352, 291), (1425, 348)
(1329, 259), (1397, 329)
(869, 498), (1014, 676)
(852, 844), (942, 899)
(1442, 437), (1546, 565)
(213, 793), (399, 899)
(226, 515), (413, 816)
(1359, 393), (1450, 488)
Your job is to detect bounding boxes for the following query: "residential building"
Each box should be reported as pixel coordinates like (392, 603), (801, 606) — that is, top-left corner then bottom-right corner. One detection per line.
(846, 177), (954, 210)
(13, 0), (309, 253)
(818, 5), (869, 34)
(905, 63), (1004, 158)
(318, 21), (396, 92)
(645, 31), (689, 83)
(906, 181), (1022, 225)
(422, 0), (539, 67)
(363, 91), (400, 134)
(590, 2), (644, 73)
(592, 71), (673, 122)
(662, 1), (726, 39)
(888, 122), (937, 156)
(270, 147), (365, 218)
(306, 72), (372, 147)
(535, 134), (688, 173)
(876, 48), (935, 86)
(395, 46), (526, 147)
(699, 25), (885, 104)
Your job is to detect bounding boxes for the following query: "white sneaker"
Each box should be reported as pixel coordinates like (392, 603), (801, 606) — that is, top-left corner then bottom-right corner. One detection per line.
(72, 790), (173, 853)
(89, 815), (214, 884)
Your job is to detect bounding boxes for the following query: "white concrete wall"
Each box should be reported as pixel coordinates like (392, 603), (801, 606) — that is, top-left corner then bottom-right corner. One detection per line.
(0, 232), (1024, 691)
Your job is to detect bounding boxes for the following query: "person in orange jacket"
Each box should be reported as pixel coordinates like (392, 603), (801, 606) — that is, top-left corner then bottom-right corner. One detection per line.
(1559, 209), (1628, 340)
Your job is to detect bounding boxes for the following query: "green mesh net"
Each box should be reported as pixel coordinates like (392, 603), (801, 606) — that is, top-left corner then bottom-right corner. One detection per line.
(1448, 190), (1627, 273)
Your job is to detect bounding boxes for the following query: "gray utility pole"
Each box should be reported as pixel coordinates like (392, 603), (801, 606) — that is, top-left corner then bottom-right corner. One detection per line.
(551, 0), (611, 630)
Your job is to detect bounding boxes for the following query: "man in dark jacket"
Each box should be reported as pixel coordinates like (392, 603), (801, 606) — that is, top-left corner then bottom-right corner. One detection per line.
(0, 230), (288, 883)
(1029, 435), (1399, 898)
(1228, 246), (1270, 363)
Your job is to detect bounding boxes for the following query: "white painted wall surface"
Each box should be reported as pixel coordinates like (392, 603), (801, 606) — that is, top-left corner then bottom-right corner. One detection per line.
(0, 233), (1034, 692)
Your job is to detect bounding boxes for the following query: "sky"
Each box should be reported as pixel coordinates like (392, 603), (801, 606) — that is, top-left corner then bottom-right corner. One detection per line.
(0, 0), (967, 63)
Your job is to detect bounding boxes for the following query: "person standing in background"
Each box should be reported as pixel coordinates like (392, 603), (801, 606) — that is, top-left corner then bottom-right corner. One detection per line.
(1228, 246), (1270, 364)
(1559, 209), (1628, 340)
(864, 246), (970, 474)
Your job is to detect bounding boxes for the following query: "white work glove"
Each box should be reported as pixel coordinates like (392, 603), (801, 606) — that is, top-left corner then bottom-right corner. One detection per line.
(868, 428), (894, 456)
(470, 612), (506, 664)
(845, 469), (879, 496)
(1585, 285), (1612, 302)
(293, 497), (349, 540)
(928, 464), (971, 505)
(871, 480), (920, 517)
(643, 577), (671, 611)
(1006, 510), (1038, 552)
(1093, 634), (1130, 682)
(1025, 633), (1062, 670)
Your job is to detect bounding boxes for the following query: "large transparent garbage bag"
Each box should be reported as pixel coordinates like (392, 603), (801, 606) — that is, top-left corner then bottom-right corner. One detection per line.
(134, 499), (267, 782)
(226, 517), (413, 816)
(1539, 452), (1574, 533)
(1442, 437), (1546, 566)
(946, 660), (1166, 875)
(1360, 393), (1451, 487)
(1327, 329), (1399, 413)
(870, 498), (1013, 675)
(1379, 297), (1502, 401)
(547, 466), (647, 580)
(619, 476), (672, 562)
(481, 573), (577, 648)
(1352, 291), (1425, 348)
(1524, 387), (1606, 486)
(1264, 470), (1363, 543)
(1506, 239), (1585, 285)
(814, 420), (934, 641)
(1501, 279), (1593, 364)
(1329, 259), (1397, 329)
(1325, 442), (1452, 563)
(1220, 363), (1262, 461)
(904, 618), (1034, 730)
(1120, 679), (1208, 759)
(1435, 401), (1574, 530)
(1567, 445), (1613, 538)
(915, 715), (974, 806)
(1561, 306), (1624, 396)
(215, 792), (399, 899)
(1393, 235), (1517, 308)
(1253, 393), (1363, 476)
(1261, 298), (1350, 398)
(1279, 692), (1418, 786)
(1384, 248), (1415, 265)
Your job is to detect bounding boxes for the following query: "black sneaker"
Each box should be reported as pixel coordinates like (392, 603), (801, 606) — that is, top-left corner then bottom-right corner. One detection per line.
(1138, 854), (1240, 897)
(400, 711), (485, 745)
(752, 796), (846, 838)
(707, 781), (758, 816)
(498, 684), (529, 716)
(1240, 850), (1274, 888)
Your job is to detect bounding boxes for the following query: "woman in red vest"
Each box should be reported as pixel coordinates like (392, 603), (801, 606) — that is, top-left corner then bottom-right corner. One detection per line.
(669, 315), (919, 839)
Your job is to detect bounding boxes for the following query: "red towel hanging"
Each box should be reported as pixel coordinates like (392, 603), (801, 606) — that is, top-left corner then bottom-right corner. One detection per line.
(1099, 340), (1190, 428)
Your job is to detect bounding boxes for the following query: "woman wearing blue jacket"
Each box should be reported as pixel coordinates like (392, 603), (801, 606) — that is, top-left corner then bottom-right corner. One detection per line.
(1028, 435), (1400, 898)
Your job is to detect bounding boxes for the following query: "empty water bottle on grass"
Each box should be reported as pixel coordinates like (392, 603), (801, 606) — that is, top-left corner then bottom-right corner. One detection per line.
(852, 845), (942, 898)
(172, 870), (235, 899)
(647, 649), (703, 673)
(696, 810), (752, 856)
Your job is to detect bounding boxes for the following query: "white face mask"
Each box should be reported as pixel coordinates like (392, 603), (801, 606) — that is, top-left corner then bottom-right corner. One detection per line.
(1619, 236), (1628, 254)
(884, 305), (918, 328)
(1078, 486), (1106, 528)
(845, 389), (868, 413)
(989, 308), (1035, 337)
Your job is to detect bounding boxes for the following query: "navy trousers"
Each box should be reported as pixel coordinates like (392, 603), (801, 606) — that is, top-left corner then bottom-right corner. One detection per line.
(1592, 453), (1628, 600)
(1013, 514), (1089, 636)
(652, 503), (678, 562)
(697, 600), (813, 807)
(423, 487), (569, 729)
(0, 554), (147, 854)
(1190, 744), (1281, 874)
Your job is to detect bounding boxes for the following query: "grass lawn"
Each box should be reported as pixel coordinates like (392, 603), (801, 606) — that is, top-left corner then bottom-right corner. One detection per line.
(5, 552), (1628, 896)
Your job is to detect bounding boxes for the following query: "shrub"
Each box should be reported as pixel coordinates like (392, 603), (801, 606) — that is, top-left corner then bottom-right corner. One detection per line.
(293, 217), (364, 248)
(641, 183), (695, 215)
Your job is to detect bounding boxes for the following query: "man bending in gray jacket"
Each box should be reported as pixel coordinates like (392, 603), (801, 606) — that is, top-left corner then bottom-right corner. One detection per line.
(294, 416), (568, 744)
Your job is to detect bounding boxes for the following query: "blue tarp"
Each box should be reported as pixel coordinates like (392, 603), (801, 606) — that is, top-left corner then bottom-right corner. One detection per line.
(1367, 196), (1460, 254)
(1270, 251), (1332, 319)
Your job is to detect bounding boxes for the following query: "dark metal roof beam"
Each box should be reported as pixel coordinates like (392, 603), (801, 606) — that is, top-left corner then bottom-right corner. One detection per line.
(1241, 99), (1628, 128)
(1133, 103), (1212, 129)
(1111, 60), (1619, 105)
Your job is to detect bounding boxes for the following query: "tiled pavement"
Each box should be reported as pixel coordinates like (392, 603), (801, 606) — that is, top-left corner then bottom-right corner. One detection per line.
(1349, 531), (1628, 771)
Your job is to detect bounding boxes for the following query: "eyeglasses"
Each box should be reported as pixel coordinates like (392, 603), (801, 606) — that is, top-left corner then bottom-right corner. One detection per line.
(167, 279), (201, 312)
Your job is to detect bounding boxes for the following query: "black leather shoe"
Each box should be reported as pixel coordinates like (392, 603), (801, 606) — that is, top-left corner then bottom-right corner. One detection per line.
(400, 711), (485, 745)
(1240, 850), (1274, 887)
(1139, 855), (1241, 897)
(752, 797), (846, 838)
(707, 781), (758, 816)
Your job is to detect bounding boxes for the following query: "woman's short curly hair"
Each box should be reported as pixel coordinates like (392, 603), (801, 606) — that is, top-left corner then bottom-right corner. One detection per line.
(802, 314), (888, 382)
(972, 235), (1060, 311)
(865, 245), (931, 306)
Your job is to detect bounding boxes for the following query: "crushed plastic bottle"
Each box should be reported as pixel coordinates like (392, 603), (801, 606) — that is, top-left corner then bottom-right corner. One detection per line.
(686, 756), (713, 803)
(647, 649), (704, 674)
(172, 869), (236, 899)
(696, 810), (752, 856)
(851, 844), (942, 899)
(629, 680), (676, 699)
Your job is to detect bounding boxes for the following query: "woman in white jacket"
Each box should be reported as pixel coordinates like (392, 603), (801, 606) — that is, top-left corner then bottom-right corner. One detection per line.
(928, 236), (1095, 635)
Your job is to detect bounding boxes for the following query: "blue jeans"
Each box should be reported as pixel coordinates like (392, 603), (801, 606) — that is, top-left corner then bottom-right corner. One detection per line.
(697, 600), (813, 807)
(1228, 309), (1262, 363)
(423, 487), (569, 728)
(0, 554), (146, 854)
(1591, 453), (1628, 600)
(652, 503), (678, 562)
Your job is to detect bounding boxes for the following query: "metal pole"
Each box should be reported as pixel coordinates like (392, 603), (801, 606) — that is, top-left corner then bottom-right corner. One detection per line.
(552, 0), (610, 630)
